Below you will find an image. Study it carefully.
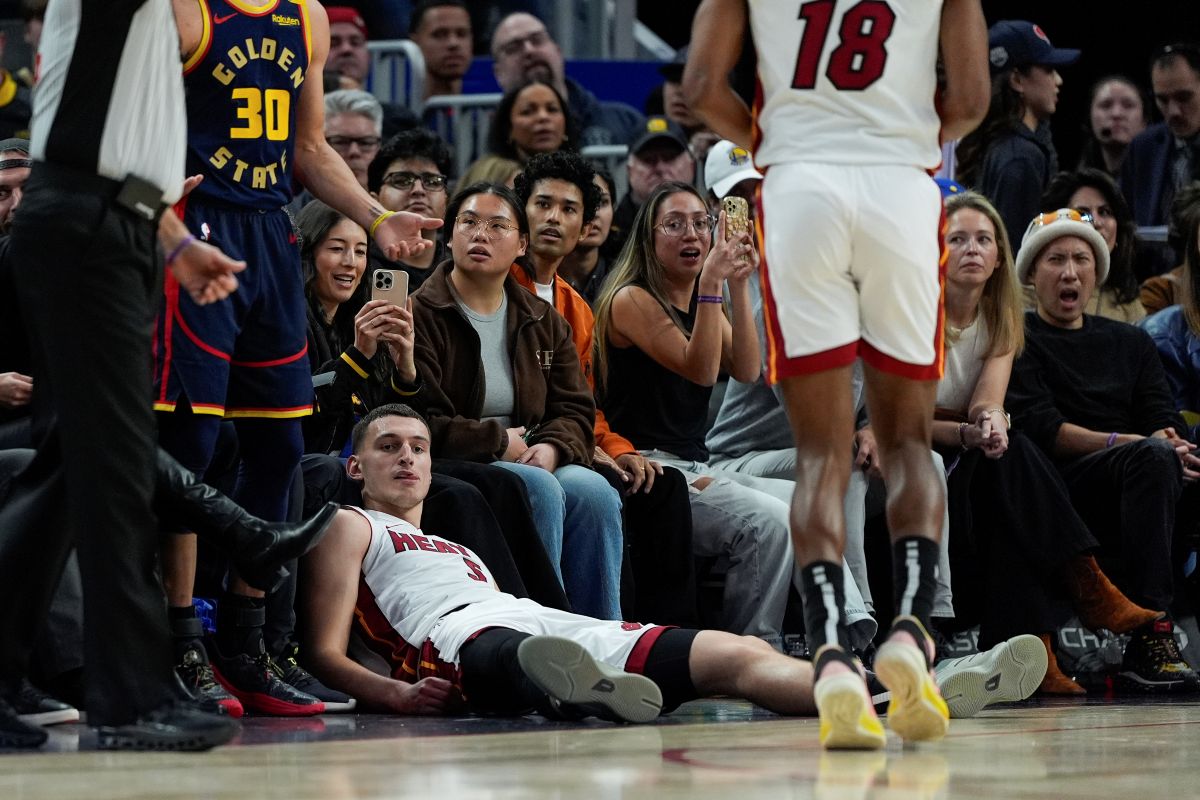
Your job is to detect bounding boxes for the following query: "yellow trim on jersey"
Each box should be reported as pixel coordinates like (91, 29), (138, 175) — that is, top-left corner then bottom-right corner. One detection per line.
(0, 72), (17, 108)
(294, 0), (312, 61)
(340, 351), (369, 378)
(224, 407), (314, 419)
(225, 0), (280, 15)
(181, 0), (212, 74)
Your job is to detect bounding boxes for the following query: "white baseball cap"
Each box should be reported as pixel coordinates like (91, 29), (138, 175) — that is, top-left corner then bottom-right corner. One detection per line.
(704, 139), (762, 200)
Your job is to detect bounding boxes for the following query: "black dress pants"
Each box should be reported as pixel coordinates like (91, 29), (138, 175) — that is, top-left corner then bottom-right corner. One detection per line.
(1058, 437), (1182, 611)
(0, 169), (175, 725)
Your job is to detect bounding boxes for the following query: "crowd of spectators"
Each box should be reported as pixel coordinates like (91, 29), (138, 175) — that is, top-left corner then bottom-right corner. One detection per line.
(9, 1), (1200, 738)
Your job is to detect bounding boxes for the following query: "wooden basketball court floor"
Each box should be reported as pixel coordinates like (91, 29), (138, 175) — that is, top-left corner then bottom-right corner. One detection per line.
(3, 696), (1199, 799)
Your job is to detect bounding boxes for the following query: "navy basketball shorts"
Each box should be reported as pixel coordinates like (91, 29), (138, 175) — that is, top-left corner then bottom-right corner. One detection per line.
(153, 199), (312, 419)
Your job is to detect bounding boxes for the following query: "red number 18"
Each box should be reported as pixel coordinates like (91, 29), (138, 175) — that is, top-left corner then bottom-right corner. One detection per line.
(791, 0), (896, 92)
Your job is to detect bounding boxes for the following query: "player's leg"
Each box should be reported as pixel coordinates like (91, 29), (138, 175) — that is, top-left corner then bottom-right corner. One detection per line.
(685, 630), (816, 715)
(854, 167), (949, 742)
(758, 162), (881, 748)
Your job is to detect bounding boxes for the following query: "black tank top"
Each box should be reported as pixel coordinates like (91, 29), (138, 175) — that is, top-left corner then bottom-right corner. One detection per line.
(601, 293), (711, 462)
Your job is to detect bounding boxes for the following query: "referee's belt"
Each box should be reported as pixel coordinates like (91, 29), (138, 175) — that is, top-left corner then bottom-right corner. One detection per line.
(33, 161), (169, 223)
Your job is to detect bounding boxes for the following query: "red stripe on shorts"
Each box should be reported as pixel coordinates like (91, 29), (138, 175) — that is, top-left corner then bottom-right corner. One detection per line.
(858, 197), (947, 381)
(624, 625), (671, 675)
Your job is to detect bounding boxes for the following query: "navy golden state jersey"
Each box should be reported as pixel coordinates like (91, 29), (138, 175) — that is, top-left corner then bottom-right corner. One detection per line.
(183, 0), (312, 209)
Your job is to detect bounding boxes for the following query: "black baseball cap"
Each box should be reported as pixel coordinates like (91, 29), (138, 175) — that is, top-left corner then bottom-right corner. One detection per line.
(628, 116), (689, 156)
(658, 46), (688, 82)
(988, 20), (1079, 73)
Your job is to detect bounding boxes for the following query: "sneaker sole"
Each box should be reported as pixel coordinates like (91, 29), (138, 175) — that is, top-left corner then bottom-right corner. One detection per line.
(937, 634), (1047, 718)
(1114, 671), (1200, 694)
(516, 636), (662, 723)
(95, 722), (239, 752)
(317, 698), (357, 713)
(210, 664), (326, 717)
(814, 671), (886, 751)
(875, 641), (949, 743)
(17, 708), (80, 727)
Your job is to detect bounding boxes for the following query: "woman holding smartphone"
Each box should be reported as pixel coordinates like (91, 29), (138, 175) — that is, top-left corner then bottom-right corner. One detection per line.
(409, 182), (624, 621)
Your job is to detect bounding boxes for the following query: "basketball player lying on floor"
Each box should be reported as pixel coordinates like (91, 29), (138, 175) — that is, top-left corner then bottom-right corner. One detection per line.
(301, 403), (819, 721)
(302, 403), (1044, 725)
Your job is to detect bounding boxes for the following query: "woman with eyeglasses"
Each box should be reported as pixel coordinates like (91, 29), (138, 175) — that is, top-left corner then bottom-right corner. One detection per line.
(935, 192), (1162, 697)
(1036, 169), (1145, 322)
(591, 181), (801, 647)
(409, 182), (624, 620)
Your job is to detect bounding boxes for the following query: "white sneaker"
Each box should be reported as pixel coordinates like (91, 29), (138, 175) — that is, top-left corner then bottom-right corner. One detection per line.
(517, 636), (663, 723)
(935, 634), (1047, 718)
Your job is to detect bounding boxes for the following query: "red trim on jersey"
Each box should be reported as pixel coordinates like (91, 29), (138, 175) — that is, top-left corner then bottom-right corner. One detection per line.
(230, 343), (308, 368)
(156, 200), (188, 408)
(624, 625), (672, 675)
(750, 76), (764, 160)
(172, 304), (232, 362)
(354, 577), (421, 682)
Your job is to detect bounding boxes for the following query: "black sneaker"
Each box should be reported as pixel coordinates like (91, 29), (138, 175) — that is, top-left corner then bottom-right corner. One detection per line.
(177, 639), (244, 718)
(1118, 620), (1200, 694)
(207, 638), (325, 716)
(863, 668), (890, 715)
(274, 644), (356, 713)
(10, 679), (79, 726)
(95, 702), (240, 751)
(0, 695), (47, 749)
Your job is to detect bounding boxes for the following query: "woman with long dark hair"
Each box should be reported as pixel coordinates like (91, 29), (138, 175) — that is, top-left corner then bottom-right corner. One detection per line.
(298, 201), (413, 455)
(954, 20), (1079, 245)
(409, 181), (624, 620)
(486, 79), (579, 164)
(1038, 168), (1145, 322)
(1076, 75), (1149, 176)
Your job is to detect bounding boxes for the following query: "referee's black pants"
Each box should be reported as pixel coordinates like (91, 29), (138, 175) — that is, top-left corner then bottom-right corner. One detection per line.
(0, 166), (175, 726)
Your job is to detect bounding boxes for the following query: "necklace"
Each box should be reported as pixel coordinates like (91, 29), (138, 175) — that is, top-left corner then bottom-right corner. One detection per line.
(946, 310), (978, 339)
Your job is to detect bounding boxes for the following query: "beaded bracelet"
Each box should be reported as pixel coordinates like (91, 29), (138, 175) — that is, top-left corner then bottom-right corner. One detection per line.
(697, 295), (724, 304)
(958, 421), (969, 449)
(165, 233), (196, 265)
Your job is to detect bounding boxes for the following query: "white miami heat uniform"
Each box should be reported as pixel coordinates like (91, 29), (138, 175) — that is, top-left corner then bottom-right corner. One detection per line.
(746, 0), (946, 382)
(351, 507), (667, 685)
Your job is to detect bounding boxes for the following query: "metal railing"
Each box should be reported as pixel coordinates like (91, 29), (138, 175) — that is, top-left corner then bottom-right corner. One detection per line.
(424, 93), (504, 178)
(366, 40), (425, 116)
(579, 144), (630, 201)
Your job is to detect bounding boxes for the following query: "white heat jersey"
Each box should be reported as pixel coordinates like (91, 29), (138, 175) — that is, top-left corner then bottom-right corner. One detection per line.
(354, 507), (502, 650)
(747, 0), (944, 169)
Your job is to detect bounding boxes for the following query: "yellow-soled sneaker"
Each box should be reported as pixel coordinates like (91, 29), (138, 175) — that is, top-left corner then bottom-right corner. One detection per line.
(874, 617), (949, 743)
(813, 646), (886, 751)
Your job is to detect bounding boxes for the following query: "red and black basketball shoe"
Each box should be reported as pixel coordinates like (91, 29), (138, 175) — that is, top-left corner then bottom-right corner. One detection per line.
(207, 637), (325, 716)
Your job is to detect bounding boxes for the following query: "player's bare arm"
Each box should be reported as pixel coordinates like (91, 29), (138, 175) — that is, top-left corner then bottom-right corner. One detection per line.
(290, 0), (442, 261)
(682, 0), (753, 148)
(302, 510), (457, 715)
(171, 0), (205, 60)
(938, 0), (990, 141)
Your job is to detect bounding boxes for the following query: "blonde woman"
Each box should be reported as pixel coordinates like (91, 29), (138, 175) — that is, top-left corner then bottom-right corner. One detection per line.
(936, 192), (1160, 696)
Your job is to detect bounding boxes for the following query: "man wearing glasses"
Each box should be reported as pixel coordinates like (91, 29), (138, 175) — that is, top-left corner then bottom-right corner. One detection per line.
(325, 89), (384, 191)
(490, 12), (643, 148)
(368, 128), (454, 291)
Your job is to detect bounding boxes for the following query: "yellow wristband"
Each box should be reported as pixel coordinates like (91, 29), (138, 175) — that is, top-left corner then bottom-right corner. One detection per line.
(369, 210), (396, 238)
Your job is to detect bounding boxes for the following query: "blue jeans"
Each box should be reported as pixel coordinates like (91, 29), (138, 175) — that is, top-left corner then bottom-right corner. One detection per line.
(491, 461), (623, 620)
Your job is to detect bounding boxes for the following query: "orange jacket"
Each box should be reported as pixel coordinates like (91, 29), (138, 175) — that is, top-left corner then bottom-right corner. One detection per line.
(511, 264), (636, 459)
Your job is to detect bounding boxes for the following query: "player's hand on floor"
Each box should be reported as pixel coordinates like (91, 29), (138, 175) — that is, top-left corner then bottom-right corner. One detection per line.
(390, 676), (459, 715)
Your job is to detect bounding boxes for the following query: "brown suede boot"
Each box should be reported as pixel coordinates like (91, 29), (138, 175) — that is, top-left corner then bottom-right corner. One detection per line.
(1037, 634), (1086, 695)
(1064, 555), (1165, 634)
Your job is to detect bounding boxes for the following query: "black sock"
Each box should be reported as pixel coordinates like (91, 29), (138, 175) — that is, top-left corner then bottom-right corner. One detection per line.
(457, 628), (545, 715)
(892, 536), (939, 630)
(216, 593), (267, 657)
(168, 604), (203, 659)
(799, 561), (852, 655)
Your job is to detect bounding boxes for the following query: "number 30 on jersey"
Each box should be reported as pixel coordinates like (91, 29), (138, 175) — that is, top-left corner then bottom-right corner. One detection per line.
(230, 87), (290, 141)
